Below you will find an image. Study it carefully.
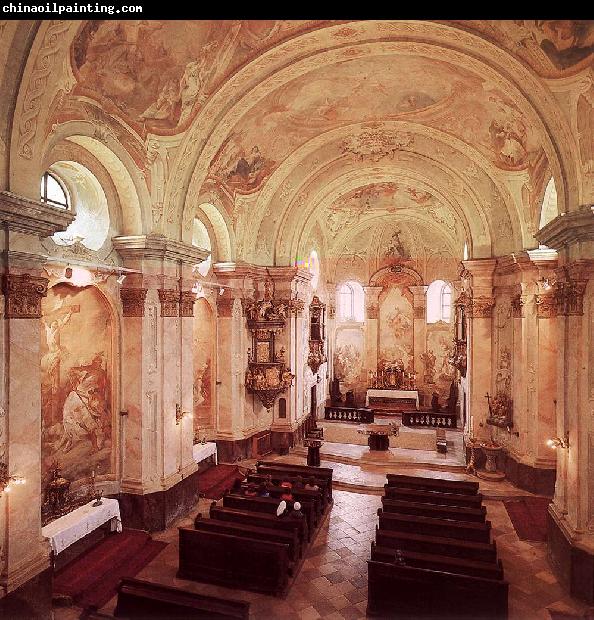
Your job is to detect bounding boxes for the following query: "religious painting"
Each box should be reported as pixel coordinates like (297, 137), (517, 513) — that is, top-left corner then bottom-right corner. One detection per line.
(379, 286), (414, 371)
(425, 322), (456, 398)
(333, 328), (364, 389)
(70, 20), (315, 135)
(40, 284), (113, 484)
(193, 298), (215, 431)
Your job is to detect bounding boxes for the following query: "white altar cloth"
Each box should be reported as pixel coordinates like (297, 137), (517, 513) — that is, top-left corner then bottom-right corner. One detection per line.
(42, 498), (122, 555)
(192, 441), (218, 465)
(366, 389), (420, 409)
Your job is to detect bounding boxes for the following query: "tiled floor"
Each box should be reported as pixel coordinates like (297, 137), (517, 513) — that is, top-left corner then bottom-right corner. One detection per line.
(84, 489), (592, 620)
(52, 447), (593, 620)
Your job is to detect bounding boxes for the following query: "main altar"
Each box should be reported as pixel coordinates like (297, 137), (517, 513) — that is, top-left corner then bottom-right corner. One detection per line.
(366, 361), (420, 410)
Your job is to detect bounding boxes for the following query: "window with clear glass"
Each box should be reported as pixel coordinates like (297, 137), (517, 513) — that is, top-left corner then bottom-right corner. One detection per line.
(40, 172), (70, 209)
(338, 281), (364, 322)
(426, 280), (452, 323)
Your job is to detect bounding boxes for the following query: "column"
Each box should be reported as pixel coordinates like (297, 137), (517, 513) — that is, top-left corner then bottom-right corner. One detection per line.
(363, 286), (382, 385)
(409, 285), (428, 388)
(462, 259), (497, 441)
(113, 235), (207, 530)
(0, 192), (73, 607)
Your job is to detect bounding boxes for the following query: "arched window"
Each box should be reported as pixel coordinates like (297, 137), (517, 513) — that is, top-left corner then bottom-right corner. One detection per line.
(338, 281), (364, 322)
(40, 171), (70, 209)
(539, 177), (558, 231)
(308, 250), (320, 290)
(426, 280), (452, 324)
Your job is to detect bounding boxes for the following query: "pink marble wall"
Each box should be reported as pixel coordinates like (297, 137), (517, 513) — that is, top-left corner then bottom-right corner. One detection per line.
(40, 283), (113, 484)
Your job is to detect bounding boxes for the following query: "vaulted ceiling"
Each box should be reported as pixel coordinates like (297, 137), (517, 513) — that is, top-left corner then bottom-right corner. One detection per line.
(1, 20), (592, 268)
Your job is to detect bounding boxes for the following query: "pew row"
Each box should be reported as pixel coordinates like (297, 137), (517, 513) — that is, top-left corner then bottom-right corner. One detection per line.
(178, 528), (289, 596)
(370, 542), (504, 581)
(386, 473), (479, 495)
(383, 485), (484, 508)
(194, 514), (300, 562)
(367, 559), (508, 619)
(223, 493), (316, 530)
(113, 578), (250, 619)
(375, 528), (498, 563)
(377, 509), (492, 543)
(256, 461), (333, 498)
(209, 504), (309, 544)
(380, 497), (486, 522)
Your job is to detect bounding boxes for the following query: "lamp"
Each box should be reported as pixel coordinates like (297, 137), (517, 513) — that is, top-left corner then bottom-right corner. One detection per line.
(547, 434), (569, 449)
(175, 404), (192, 425)
(0, 462), (26, 497)
(116, 273), (126, 285)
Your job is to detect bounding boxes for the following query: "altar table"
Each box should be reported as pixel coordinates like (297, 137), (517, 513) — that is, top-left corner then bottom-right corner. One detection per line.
(42, 498), (122, 556)
(192, 441), (218, 465)
(365, 389), (420, 409)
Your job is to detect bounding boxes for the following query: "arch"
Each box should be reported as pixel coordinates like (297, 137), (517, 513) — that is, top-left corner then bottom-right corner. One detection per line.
(191, 202), (234, 263)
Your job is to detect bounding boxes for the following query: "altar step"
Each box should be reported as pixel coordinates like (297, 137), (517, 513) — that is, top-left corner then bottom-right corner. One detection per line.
(291, 442), (466, 474)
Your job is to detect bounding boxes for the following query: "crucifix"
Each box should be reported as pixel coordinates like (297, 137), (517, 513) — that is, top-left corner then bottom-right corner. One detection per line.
(485, 392), (492, 416)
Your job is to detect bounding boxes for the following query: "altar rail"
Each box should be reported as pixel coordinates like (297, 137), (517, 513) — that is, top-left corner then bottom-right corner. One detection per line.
(402, 411), (457, 429)
(324, 405), (374, 424)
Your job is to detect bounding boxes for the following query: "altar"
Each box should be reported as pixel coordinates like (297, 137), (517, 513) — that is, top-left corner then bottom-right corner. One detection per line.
(42, 498), (122, 557)
(366, 389), (420, 409)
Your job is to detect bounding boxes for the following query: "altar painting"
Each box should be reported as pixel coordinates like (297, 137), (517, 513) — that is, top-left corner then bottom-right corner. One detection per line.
(379, 287), (413, 371)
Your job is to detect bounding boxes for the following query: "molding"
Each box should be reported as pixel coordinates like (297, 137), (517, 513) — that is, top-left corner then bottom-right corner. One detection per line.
(0, 191), (74, 237)
(536, 206), (594, 249)
(113, 234), (209, 264)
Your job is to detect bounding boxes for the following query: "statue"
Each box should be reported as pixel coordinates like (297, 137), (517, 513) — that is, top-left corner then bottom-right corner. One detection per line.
(330, 377), (342, 403)
(431, 392), (441, 412)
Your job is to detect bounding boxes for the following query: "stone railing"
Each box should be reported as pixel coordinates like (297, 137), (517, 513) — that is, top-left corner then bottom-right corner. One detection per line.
(402, 411), (457, 429)
(324, 405), (374, 424)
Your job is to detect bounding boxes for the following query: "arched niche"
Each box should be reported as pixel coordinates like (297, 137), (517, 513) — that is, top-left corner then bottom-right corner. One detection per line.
(40, 283), (116, 491)
(193, 297), (216, 434)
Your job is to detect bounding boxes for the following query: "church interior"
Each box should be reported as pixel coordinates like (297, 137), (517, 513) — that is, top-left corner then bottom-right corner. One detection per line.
(0, 18), (593, 620)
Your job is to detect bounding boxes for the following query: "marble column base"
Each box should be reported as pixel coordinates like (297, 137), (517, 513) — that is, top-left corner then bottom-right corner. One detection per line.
(117, 467), (202, 532)
(548, 510), (594, 604)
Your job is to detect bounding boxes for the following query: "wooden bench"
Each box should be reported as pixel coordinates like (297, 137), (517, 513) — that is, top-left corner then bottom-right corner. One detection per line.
(246, 473), (330, 508)
(194, 514), (300, 562)
(377, 509), (491, 543)
(386, 473), (479, 495)
(209, 504), (309, 545)
(223, 493), (315, 532)
(370, 542), (504, 581)
(239, 482), (324, 519)
(375, 528), (497, 563)
(367, 559), (508, 619)
(384, 485), (484, 508)
(380, 497), (486, 523)
(113, 578), (249, 619)
(256, 461), (333, 498)
(178, 528), (289, 596)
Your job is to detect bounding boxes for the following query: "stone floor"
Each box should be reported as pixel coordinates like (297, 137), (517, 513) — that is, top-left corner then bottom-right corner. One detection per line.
(53, 446), (593, 620)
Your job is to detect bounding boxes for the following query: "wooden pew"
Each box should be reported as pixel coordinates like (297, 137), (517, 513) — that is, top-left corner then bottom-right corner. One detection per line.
(377, 509), (491, 543)
(370, 542), (504, 581)
(384, 485), (484, 508)
(367, 559), (508, 619)
(246, 473), (330, 509)
(209, 504), (309, 545)
(194, 514), (300, 562)
(375, 528), (498, 563)
(256, 461), (333, 498)
(380, 497), (486, 523)
(239, 482), (323, 519)
(178, 528), (289, 596)
(386, 473), (479, 496)
(223, 493), (315, 532)
(113, 578), (249, 619)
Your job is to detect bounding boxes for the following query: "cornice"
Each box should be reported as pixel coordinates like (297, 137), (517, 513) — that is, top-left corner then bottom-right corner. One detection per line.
(0, 191), (74, 237)
(113, 234), (209, 264)
(535, 206), (594, 249)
